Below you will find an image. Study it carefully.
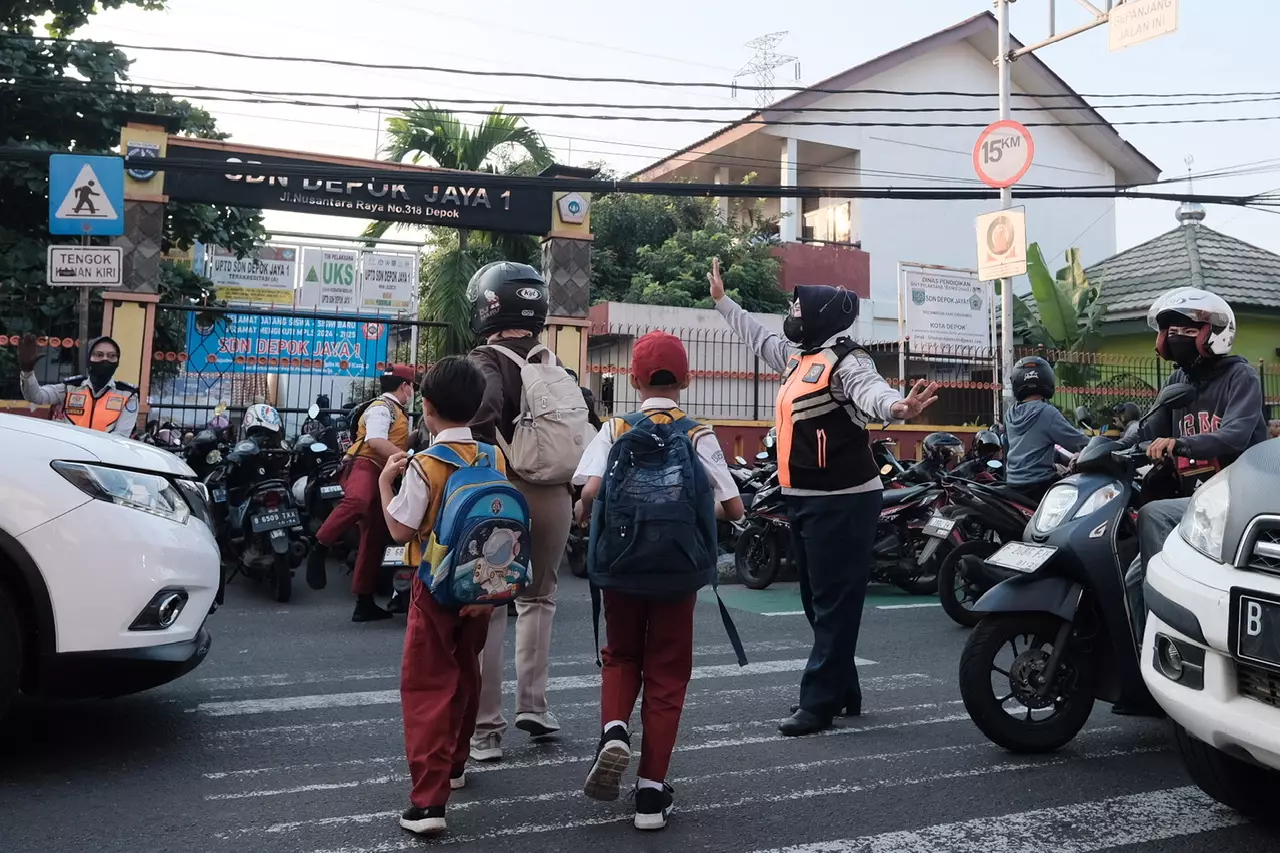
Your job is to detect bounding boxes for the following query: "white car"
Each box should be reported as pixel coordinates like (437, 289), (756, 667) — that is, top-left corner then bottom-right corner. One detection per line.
(0, 414), (220, 720)
(1142, 438), (1280, 815)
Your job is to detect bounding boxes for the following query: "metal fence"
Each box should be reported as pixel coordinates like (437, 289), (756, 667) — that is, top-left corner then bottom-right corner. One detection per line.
(584, 321), (1280, 426)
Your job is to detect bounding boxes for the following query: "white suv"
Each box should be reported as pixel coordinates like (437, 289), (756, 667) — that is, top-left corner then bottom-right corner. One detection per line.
(1142, 438), (1280, 814)
(0, 414), (220, 720)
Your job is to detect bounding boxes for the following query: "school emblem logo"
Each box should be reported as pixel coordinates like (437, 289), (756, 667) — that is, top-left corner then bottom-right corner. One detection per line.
(911, 289), (927, 306)
(969, 288), (984, 311)
(125, 141), (160, 181)
(490, 498), (504, 515)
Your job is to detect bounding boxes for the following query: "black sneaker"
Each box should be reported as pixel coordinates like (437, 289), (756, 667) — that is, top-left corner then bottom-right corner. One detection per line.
(352, 597), (393, 622)
(634, 782), (674, 831)
(400, 805), (446, 835)
(305, 545), (328, 590)
(583, 725), (631, 802)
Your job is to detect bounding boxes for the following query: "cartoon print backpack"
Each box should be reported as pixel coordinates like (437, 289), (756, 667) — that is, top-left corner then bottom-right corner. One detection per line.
(415, 443), (533, 607)
(586, 409), (746, 666)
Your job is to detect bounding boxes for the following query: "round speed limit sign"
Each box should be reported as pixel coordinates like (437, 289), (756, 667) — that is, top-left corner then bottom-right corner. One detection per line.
(973, 120), (1035, 188)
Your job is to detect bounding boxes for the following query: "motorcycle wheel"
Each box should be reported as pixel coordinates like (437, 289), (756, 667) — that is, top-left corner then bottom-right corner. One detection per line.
(938, 541), (999, 628)
(892, 536), (939, 596)
(959, 613), (1094, 753)
(735, 527), (780, 590)
(273, 554), (293, 603)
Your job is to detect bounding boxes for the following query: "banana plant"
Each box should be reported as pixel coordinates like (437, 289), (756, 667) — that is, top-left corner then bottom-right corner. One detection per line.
(1018, 243), (1106, 352)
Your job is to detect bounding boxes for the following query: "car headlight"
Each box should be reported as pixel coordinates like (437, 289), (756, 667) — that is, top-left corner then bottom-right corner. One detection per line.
(1073, 481), (1123, 519)
(1034, 484), (1078, 533)
(1178, 470), (1231, 562)
(52, 461), (191, 525)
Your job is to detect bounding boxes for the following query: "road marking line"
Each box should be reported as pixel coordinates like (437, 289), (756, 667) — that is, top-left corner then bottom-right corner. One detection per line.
(875, 602), (942, 610)
(298, 744), (1168, 851)
(750, 785), (1241, 853)
(760, 610), (807, 616)
(204, 712), (972, 799)
(193, 657), (877, 717)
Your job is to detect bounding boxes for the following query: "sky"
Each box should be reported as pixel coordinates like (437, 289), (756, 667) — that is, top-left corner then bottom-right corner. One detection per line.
(76, 0), (1280, 259)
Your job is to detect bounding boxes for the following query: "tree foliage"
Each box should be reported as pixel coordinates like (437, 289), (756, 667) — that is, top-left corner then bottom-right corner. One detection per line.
(0, 0), (264, 381)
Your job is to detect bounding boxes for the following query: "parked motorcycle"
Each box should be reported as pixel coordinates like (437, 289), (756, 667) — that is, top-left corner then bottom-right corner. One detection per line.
(290, 404), (348, 533)
(733, 467), (788, 589)
(957, 382), (1196, 753)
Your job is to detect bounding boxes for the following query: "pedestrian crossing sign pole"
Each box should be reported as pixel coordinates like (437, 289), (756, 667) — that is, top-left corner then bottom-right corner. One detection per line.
(48, 154), (125, 236)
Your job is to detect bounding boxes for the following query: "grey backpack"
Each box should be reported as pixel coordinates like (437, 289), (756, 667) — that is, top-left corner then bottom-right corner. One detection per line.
(482, 344), (594, 484)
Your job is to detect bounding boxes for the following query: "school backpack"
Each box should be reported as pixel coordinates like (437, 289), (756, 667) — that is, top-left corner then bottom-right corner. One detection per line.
(480, 343), (594, 484)
(413, 443), (533, 608)
(586, 410), (746, 666)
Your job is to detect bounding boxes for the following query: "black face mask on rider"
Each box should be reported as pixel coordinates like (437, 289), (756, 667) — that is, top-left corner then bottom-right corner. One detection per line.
(1165, 334), (1202, 370)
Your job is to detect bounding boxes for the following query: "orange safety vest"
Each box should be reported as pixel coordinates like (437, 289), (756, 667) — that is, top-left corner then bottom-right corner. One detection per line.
(775, 341), (878, 491)
(62, 382), (136, 433)
(404, 443), (508, 567)
(347, 398), (411, 461)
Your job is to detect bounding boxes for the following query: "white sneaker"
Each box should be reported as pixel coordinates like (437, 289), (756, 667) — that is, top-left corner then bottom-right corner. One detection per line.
(450, 770), (466, 790)
(515, 711), (561, 736)
(469, 733), (503, 762)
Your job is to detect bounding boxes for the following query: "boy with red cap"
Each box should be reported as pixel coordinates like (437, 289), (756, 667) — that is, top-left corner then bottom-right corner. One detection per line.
(307, 363), (416, 622)
(572, 331), (744, 830)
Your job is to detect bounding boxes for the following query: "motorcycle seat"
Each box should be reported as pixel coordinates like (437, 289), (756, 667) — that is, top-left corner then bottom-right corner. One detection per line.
(881, 483), (932, 506)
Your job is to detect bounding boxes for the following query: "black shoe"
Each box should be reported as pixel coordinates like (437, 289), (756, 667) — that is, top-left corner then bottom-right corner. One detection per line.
(791, 698), (861, 717)
(583, 725), (631, 802)
(388, 590), (410, 614)
(634, 782), (674, 831)
(399, 805), (446, 835)
(305, 545), (328, 590)
(352, 596), (392, 622)
(778, 709), (833, 737)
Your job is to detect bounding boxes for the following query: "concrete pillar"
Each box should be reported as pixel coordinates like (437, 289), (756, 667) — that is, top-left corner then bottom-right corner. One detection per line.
(539, 165), (596, 375)
(779, 137), (799, 243)
(714, 165), (731, 222)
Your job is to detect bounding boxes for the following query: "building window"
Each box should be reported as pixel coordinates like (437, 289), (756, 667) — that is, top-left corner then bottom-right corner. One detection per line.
(802, 201), (854, 244)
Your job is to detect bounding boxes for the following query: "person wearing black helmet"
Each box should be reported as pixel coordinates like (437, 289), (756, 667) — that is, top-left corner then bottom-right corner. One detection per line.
(712, 258), (940, 736)
(16, 333), (139, 437)
(465, 261), (577, 761)
(899, 431), (965, 484)
(1113, 402), (1142, 442)
(1004, 356), (1088, 501)
(952, 429), (1003, 480)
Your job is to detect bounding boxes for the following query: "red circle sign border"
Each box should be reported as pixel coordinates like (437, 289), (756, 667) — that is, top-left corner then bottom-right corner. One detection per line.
(972, 119), (1035, 189)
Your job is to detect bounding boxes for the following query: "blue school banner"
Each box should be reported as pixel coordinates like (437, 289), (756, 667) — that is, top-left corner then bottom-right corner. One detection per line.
(185, 312), (392, 377)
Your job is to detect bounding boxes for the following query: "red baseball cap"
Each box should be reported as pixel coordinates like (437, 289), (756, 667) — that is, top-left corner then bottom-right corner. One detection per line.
(631, 331), (689, 385)
(385, 363), (416, 384)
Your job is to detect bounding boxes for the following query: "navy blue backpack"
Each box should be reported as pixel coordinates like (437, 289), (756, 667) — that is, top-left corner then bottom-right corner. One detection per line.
(587, 409), (746, 666)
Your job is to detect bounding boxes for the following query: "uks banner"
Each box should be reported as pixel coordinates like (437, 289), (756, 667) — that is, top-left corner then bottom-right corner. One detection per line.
(184, 312), (391, 377)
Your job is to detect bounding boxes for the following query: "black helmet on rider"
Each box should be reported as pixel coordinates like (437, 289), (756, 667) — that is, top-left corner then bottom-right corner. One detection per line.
(1113, 401), (1141, 424)
(466, 261), (549, 337)
(922, 431), (965, 469)
(1011, 356), (1056, 402)
(782, 284), (859, 353)
(972, 429), (1003, 459)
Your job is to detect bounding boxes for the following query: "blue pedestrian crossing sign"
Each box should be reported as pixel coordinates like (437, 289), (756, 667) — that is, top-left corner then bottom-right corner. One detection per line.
(49, 154), (125, 236)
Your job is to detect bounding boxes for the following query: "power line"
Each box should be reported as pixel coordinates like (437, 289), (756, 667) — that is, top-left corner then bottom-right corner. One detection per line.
(8, 34), (1280, 101)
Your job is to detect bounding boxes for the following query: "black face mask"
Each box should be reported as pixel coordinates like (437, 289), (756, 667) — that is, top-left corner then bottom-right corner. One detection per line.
(1166, 335), (1201, 369)
(783, 314), (804, 344)
(87, 360), (117, 391)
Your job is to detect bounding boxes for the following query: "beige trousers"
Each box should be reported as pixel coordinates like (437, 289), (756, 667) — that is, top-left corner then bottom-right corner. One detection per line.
(473, 478), (572, 738)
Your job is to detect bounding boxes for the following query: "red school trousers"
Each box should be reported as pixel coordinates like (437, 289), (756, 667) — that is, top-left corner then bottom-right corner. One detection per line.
(600, 591), (698, 782)
(315, 456), (389, 595)
(401, 577), (489, 808)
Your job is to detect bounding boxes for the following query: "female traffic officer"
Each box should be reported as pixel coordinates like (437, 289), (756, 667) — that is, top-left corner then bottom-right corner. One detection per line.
(711, 258), (939, 736)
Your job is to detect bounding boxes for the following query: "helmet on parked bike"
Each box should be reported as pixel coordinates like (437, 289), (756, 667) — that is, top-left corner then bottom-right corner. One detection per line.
(1114, 401), (1141, 424)
(242, 403), (283, 443)
(466, 261), (548, 337)
(921, 431), (965, 469)
(1011, 356), (1056, 401)
(1147, 287), (1236, 359)
(972, 429), (1003, 459)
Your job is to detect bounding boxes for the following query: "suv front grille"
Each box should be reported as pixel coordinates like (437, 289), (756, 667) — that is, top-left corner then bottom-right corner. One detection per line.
(1246, 528), (1280, 576)
(1237, 661), (1280, 708)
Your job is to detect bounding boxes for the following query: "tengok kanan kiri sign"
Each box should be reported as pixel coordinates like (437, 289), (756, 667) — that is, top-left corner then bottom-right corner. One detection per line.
(163, 140), (554, 235)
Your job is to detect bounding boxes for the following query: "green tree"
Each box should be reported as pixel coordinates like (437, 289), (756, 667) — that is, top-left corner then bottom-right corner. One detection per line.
(367, 105), (554, 355)
(0, 1), (264, 385)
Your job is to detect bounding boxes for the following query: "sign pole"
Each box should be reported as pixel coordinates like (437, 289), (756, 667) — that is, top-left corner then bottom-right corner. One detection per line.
(78, 232), (91, 371)
(997, 0), (1015, 412)
(896, 261), (906, 389)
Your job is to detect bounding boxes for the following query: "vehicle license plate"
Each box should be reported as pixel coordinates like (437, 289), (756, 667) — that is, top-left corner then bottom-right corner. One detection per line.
(1233, 590), (1280, 671)
(986, 542), (1057, 574)
(319, 484), (344, 499)
(383, 545), (407, 565)
(924, 515), (956, 539)
(251, 508), (300, 533)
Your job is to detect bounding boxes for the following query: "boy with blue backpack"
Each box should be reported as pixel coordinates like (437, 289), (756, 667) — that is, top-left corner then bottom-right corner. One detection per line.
(378, 356), (533, 837)
(573, 331), (745, 830)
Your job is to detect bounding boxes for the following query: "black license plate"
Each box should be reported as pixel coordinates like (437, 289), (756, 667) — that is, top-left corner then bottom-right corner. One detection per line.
(319, 484), (345, 499)
(212, 488), (227, 503)
(251, 508), (300, 533)
(1232, 589), (1280, 671)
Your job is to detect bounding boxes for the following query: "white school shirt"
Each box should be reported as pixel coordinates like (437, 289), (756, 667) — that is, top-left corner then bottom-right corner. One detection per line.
(387, 427), (476, 530)
(572, 398), (739, 503)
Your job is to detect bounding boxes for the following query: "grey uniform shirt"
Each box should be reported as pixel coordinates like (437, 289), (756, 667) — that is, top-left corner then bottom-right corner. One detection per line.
(715, 296), (904, 495)
(19, 372), (139, 438)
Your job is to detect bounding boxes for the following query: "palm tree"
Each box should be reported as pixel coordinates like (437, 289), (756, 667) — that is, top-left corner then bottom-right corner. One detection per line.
(364, 105), (554, 356)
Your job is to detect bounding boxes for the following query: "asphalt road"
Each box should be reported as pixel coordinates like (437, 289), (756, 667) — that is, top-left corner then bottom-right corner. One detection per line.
(2, 569), (1278, 853)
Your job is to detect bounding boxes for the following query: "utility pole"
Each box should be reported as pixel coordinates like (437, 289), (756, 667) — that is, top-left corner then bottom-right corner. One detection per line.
(996, 0), (1015, 409)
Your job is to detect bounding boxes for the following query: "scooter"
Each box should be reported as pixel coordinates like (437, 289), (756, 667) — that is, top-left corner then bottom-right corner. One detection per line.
(733, 467), (789, 589)
(957, 382), (1197, 753)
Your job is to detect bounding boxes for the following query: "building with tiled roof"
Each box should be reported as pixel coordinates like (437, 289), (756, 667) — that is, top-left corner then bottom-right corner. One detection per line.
(1088, 204), (1280, 365)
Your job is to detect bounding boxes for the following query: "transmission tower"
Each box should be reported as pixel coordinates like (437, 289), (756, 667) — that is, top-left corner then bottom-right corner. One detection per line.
(733, 31), (799, 108)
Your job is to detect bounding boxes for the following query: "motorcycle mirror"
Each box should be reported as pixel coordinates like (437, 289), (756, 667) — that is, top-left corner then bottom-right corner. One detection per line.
(206, 449), (222, 465)
(1155, 382), (1197, 411)
(1074, 405), (1091, 423)
(756, 451), (770, 461)
(986, 459), (1004, 470)
(734, 455), (747, 466)
(307, 403), (320, 419)
(881, 464), (894, 476)
(310, 442), (328, 453)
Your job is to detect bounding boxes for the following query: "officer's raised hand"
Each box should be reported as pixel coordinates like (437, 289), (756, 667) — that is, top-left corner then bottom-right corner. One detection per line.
(708, 256), (725, 302)
(17, 333), (42, 373)
(890, 379), (941, 420)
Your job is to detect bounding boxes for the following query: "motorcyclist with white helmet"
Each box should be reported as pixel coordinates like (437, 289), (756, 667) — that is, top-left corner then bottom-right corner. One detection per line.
(1119, 287), (1267, 711)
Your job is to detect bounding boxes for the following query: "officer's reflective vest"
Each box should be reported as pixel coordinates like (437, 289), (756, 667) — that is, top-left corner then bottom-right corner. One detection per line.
(62, 379), (137, 433)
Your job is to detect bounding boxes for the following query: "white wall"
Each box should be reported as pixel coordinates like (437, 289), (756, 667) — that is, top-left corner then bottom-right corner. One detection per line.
(764, 39), (1118, 311)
